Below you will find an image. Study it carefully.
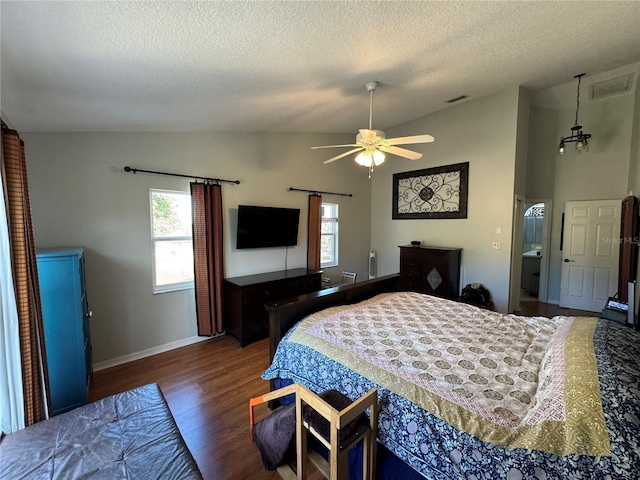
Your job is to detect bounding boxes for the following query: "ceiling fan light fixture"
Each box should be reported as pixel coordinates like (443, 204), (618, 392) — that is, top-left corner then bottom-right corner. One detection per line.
(311, 81), (434, 176)
(355, 149), (385, 167)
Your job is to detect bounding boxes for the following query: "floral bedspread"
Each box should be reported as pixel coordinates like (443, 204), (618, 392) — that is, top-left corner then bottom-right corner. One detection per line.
(262, 292), (640, 479)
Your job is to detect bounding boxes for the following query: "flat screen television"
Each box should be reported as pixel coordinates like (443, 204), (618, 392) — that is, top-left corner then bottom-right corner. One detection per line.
(236, 205), (300, 249)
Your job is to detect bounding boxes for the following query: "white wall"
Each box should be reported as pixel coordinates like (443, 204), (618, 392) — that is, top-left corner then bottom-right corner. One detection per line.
(370, 88), (521, 312)
(514, 87), (531, 198)
(526, 106), (557, 200)
(541, 75), (637, 303)
(629, 66), (640, 316)
(23, 131), (372, 365)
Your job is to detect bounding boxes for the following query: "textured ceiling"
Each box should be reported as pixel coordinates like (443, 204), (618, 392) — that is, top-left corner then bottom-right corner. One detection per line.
(1, 1), (639, 133)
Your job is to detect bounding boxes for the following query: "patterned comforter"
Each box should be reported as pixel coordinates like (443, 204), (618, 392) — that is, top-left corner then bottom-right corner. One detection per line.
(262, 292), (640, 479)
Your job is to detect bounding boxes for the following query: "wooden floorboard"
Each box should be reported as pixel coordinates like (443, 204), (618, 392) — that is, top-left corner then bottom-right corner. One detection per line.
(517, 299), (598, 318)
(89, 334), (324, 480)
(88, 301), (599, 479)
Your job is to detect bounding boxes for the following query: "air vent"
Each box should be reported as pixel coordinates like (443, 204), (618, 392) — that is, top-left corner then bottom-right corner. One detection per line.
(446, 95), (469, 103)
(591, 74), (634, 100)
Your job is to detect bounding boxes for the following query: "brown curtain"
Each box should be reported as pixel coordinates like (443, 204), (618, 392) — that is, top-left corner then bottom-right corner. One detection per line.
(1, 125), (50, 425)
(307, 194), (322, 270)
(191, 182), (224, 335)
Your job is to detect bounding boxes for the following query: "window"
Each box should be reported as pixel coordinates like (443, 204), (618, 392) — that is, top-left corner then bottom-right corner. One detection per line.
(150, 189), (194, 293)
(321, 203), (338, 267)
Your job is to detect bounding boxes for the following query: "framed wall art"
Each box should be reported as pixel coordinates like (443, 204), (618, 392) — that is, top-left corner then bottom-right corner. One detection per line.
(392, 162), (469, 219)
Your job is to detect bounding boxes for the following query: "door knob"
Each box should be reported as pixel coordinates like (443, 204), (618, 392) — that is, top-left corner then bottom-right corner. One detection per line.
(563, 258), (575, 263)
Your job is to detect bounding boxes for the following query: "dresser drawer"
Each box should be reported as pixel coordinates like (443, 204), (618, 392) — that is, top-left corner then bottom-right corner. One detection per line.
(400, 247), (423, 260)
(243, 282), (286, 305)
(400, 278), (422, 292)
(400, 258), (422, 273)
(244, 317), (269, 342)
(243, 303), (270, 319)
(286, 275), (321, 296)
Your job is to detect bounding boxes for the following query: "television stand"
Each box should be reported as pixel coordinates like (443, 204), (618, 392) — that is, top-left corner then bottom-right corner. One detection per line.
(224, 268), (322, 347)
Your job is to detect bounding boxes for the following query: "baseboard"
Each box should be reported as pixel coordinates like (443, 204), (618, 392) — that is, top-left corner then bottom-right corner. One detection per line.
(93, 334), (216, 372)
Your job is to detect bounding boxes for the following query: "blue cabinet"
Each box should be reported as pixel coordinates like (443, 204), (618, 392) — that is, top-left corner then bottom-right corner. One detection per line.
(36, 248), (92, 415)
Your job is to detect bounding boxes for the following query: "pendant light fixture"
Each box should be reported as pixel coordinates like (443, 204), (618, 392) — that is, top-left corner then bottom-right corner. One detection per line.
(558, 73), (591, 154)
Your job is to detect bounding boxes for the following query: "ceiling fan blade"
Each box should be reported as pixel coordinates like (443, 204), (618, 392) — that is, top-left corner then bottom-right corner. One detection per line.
(359, 129), (377, 141)
(379, 145), (423, 160)
(311, 144), (359, 149)
(323, 147), (364, 164)
(386, 134), (435, 146)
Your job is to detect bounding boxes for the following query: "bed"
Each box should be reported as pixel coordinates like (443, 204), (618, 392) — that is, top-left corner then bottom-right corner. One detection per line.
(0, 383), (202, 480)
(263, 276), (640, 479)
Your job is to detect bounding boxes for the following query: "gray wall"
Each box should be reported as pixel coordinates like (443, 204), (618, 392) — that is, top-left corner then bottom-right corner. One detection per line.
(525, 106), (557, 200)
(24, 131), (372, 367)
(21, 62), (640, 366)
(370, 88), (521, 313)
(537, 69), (637, 303)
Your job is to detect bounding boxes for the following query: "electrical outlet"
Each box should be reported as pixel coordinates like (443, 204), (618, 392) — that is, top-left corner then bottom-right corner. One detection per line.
(492, 241), (501, 250)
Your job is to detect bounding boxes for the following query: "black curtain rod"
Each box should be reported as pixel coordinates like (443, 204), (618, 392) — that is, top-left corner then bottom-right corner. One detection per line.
(124, 166), (240, 185)
(288, 187), (352, 197)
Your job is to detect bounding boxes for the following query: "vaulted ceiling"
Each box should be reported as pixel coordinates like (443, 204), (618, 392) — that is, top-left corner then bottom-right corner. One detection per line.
(2, 1), (639, 133)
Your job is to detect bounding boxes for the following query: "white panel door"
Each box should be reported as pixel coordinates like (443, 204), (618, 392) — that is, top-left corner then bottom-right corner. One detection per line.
(559, 200), (620, 312)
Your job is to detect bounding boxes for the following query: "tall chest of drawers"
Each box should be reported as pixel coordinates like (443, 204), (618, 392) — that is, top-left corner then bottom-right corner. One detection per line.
(399, 246), (462, 300)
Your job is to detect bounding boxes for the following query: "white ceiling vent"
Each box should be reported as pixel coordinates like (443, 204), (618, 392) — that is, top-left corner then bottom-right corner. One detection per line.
(590, 74), (634, 100)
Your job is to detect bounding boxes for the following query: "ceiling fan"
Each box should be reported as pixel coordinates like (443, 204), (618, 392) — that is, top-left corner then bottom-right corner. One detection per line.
(312, 81), (435, 176)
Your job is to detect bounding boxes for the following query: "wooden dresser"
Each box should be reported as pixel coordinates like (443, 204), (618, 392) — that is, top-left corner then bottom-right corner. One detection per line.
(399, 246), (462, 300)
(224, 268), (322, 347)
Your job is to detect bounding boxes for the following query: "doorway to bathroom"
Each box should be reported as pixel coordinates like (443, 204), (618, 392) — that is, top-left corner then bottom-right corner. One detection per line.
(520, 200), (552, 308)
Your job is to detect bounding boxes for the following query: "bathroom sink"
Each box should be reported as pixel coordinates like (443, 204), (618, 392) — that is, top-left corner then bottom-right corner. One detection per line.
(522, 250), (542, 258)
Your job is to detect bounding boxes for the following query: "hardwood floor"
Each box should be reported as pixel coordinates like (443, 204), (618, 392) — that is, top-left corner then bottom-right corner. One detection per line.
(89, 301), (599, 479)
(517, 298), (598, 318)
(90, 335), (298, 480)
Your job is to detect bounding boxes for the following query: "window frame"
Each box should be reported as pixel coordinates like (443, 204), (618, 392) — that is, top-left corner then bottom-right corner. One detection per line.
(321, 202), (339, 268)
(149, 188), (194, 294)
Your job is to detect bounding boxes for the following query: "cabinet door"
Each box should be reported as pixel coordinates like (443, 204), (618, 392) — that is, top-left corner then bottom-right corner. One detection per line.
(417, 251), (444, 297)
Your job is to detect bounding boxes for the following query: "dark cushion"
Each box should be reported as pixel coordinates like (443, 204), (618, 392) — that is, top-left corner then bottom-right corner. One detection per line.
(302, 389), (369, 444)
(253, 403), (297, 470)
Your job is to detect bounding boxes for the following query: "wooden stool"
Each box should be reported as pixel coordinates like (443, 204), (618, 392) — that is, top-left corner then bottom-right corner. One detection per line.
(250, 384), (377, 480)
